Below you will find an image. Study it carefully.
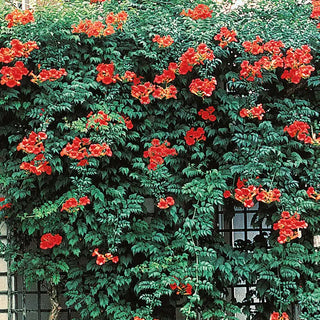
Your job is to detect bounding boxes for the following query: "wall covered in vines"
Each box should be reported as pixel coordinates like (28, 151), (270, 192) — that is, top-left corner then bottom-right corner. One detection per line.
(1, 0), (320, 319)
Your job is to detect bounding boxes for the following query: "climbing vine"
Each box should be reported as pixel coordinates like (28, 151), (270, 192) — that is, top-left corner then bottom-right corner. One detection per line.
(1, 0), (320, 319)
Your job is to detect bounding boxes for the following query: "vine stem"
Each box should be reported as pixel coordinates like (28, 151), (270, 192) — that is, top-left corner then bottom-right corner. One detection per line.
(48, 281), (61, 320)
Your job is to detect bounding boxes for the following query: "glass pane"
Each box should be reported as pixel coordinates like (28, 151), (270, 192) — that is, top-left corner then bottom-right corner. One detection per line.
(233, 213), (245, 229)
(261, 218), (269, 229)
(40, 294), (51, 309)
(234, 286), (247, 303)
(15, 292), (23, 309)
(40, 312), (50, 319)
(235, 205), (244, 212)
(25, 294), (38, 309)
(223, 231), (232, 244)
(233, 231), (245, 241)
(58, 311), (66, 320)
(218, 213), (224, 229)
(248, 202), (259, 211)
(246, 212), (255, 228)
(27, 311), (39, 318)
(235, 313), (247, 320)
(247, 231), (260, 241)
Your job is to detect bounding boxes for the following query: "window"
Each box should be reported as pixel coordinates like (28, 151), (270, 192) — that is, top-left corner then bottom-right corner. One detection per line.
(219, 203), (271, 319)
(9, 0), (35, 9)
(0, 222), (76, 320)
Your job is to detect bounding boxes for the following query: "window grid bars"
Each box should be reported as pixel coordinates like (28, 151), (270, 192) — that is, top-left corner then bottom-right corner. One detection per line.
(218, 204), (271, 317)
(1, 205), (272, 319)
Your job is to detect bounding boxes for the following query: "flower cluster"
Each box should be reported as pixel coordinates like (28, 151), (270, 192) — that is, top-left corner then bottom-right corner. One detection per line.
(240, 60), (262, 81)
(96, 62), (120, 85)
(0, 197), (12, 211)
(105, 11), (128, 30)
(131, 81), (154, 104)
(121, 71), (141, 84)
(72, 11), (127, 37)
(40, 233), (62, 249)
(243, 37), (284, 55)
(311, 0), (320, 19)
(178, 43), (214, 75)
(180, 4), (212, 20)
(224, 178), (281, 208)
(214, 27), (238, 48)
(30, 68), (67, 84)
(157, 196), (175, 209)
(310, 0), (320, 28)
(258, 55), (284, 71)
(152, 35), (174, 48)
(170, 279), (192, 295)
(270, 312), (289, 320)
(154, 63), (177, 84)
(306, 186), (320, 200)
(193, 42), (215, 61)
(198, 106), (216, 122)
(92, 248), (119, 265)
(86, 111), (110, 130)
(60, 137), (90, 165)
(231, 185), (260, 208)
(256, 188), (281, 203)
(129, 44), (214, 104)
(129, 62), (178, 104)
(239, 104), (265, 120)
(20, 154), (52, 175)
(60, 137), (112, 166)
(90, 0), (106, 3)
(143, 139), (177, 170)
(152, 85), (177, 100)
(17, 131), (52, 175)
(61, 196), (90, 212)
(256, 40), (284, 72)
(152, 63), (178, 100)
(72, 19), (115, 37)
(240, 38), (315, 83)
(263, 40), (285, 55)
(273, 211), (308, 244)
(0, 39), (38, 63)
(184, 127), (206, 146)
(0, 61), (28, 87)
(17, 131), (47, 154)
(283, 121), (315, 144)
(241, 38), (314, 83)
(242, 36), (265, 55)
(189, 77), (217, 97)
(89, 143), (112, 157)
(0, 48), (13, 64)
(5, 9), (35, 28)
(281, 45), (315, 84)
(284, 121), (310, 140)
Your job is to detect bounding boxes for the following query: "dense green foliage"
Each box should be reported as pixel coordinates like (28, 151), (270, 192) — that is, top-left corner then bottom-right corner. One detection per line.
(1, 0), (320, 319)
